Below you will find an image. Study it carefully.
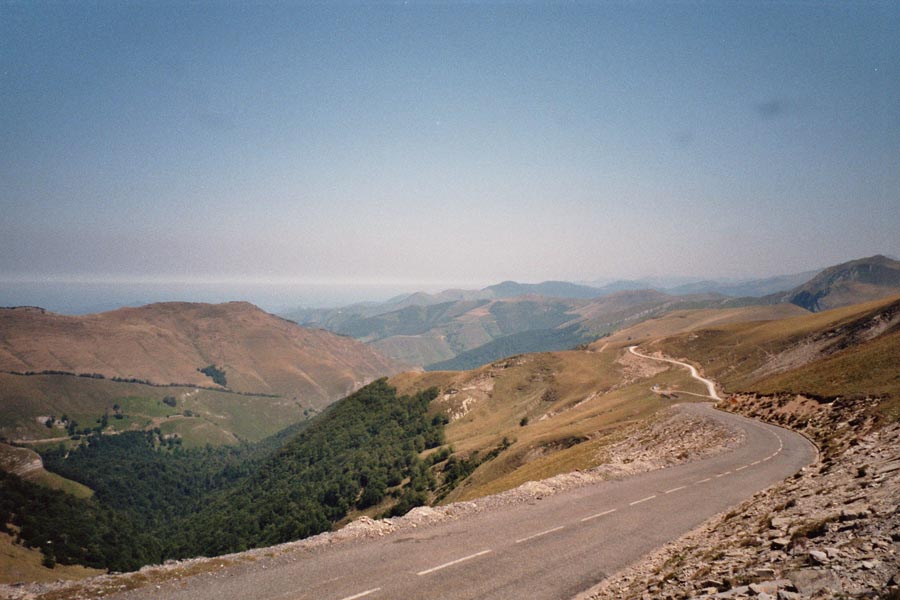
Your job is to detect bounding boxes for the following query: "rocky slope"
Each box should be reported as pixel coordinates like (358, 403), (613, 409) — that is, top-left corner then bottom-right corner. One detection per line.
(582, 393), (899, 600)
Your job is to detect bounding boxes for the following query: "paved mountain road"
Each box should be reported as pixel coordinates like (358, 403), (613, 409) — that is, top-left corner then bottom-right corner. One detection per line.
(114, 351), (816, 600)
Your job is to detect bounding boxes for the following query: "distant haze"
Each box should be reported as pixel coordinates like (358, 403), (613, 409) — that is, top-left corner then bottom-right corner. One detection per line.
(0, 279), (472, 315)
(2, 4), (898, 298)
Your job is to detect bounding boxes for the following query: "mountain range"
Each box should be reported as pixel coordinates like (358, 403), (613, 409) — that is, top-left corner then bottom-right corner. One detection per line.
(284, 255), (900, 369)
(2, 254), (899, 588)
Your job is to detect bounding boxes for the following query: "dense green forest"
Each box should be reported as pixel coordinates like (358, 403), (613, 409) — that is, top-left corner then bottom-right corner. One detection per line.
(163, 379), (444, 558)
(0, 470), (158, 571)
(11, 380), (447, 571)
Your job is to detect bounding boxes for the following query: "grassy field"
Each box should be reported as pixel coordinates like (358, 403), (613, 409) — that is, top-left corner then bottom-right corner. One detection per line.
(0, 373), (308, 447)
(399, 297), (900, 504)
(393, 346), (709, 502)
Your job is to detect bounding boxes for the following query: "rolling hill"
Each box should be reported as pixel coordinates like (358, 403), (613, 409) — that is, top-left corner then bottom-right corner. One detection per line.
(6, 272), (899, 586)
(283, 257), (900, 371)
(0, 302), (405, 445)
(647, 294), (900, 404)
(0, 302), (403, 405)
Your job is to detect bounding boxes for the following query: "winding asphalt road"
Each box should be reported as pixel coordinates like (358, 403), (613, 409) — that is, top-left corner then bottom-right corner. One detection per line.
(115, 350), (817, 600)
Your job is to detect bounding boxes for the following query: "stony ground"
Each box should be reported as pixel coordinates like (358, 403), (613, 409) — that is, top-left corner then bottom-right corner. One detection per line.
(0, 404), (739, 600)
(581, 394), (900, 600)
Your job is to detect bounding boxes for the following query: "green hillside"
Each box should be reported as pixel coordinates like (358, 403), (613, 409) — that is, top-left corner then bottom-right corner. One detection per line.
(0, 372), (310, 447)
(11, 380), (444, 571)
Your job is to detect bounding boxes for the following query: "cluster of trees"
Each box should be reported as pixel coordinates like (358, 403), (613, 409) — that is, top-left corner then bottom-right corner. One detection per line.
(162, 380), (443, 558)
(0, 470), (158, 571)
(198, 365), (227, 387)
(41, 429), (253, 530)
(25, 379), (447, 570)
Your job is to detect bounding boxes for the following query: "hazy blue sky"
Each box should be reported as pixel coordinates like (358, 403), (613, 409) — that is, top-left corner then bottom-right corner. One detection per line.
(2, 1), (898, 294)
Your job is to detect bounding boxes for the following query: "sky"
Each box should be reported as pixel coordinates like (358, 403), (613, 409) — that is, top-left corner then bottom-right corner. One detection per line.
(1, 1), (898, 310)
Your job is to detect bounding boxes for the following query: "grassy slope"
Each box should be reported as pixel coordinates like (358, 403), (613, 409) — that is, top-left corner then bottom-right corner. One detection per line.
(0, 302), (403, 409)
(393, 347), (709, 502)
(650, 296), (900, 389)
(649, 295), (900, 417)
(597, 304), (809, 347)
(0, 443), (93, 498)
(0, 533), (102, 585)
(747, 329), (900, 419)
(391, 297), (900, 504)
(0, 373), (308, 447)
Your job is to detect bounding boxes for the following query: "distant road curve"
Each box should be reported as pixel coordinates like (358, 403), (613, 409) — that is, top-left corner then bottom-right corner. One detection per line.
(629, 345), (721, 400)
(112, 356), (816, 600)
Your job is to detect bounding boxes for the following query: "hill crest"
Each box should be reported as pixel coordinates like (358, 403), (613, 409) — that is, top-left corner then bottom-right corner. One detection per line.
(0, 301), (404, 408)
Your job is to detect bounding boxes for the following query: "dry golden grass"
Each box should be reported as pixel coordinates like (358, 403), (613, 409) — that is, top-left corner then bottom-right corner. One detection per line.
(0, 533), (102, 585)
(647, 296), (900, 410)
(751, 330), (900, 412)
(393, 347), (709, 503)
(596, 303), (809, 348)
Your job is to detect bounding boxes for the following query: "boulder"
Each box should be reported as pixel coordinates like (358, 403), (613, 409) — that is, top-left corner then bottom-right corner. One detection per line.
(788, 569), (844, 595)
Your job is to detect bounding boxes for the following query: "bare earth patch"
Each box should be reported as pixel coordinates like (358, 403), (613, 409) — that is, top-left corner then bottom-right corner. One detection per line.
(616, 350), (670, 383)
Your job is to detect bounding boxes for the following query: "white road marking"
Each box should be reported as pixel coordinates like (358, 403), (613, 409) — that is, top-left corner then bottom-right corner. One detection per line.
(762, 456), (772, 461)
(751, 461), (761, 465)
(715, 471), (731, 478)
(664, 486), (686, 494)
(629, 495), (656, 506)
(735, 466), (748, 471)
(695, 477), (711, 484)
(339, 589), (381, 600)
(580, 508), (617, 522)
(515, 525), (565, 544)
(417, 550), (492, 576)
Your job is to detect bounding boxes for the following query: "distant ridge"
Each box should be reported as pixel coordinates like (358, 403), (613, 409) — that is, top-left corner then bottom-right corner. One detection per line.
(482, 280), (604, 300)
(775, 255), (900, 312)
(282, 255), (900, 369)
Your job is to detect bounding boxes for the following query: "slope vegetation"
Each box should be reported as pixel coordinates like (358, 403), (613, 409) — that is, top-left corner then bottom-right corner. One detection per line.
(392, 346), (711, 502)
(0, 372), (309, 445)
(649, 295), (900, 402)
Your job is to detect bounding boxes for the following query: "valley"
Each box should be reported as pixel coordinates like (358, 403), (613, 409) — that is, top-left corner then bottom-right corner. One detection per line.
(0, 301), (405, 447)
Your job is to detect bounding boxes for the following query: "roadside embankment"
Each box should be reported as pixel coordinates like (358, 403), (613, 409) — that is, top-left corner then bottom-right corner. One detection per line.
(581, 393), (900, 599)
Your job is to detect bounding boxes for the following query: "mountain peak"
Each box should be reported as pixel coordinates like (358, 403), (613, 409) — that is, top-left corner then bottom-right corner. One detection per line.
(785, 255), (900, 312)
